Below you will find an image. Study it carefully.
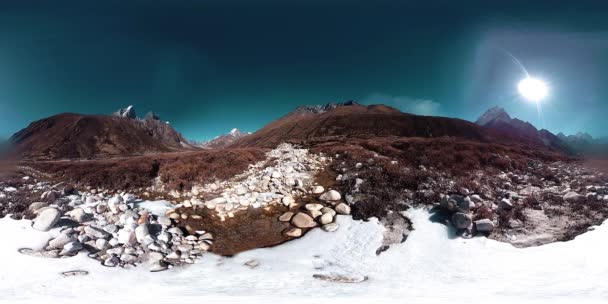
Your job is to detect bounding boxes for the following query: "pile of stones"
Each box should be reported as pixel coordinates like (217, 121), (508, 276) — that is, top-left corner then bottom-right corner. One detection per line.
(30, 191), (213, 272)
(279, 187), (351, 237)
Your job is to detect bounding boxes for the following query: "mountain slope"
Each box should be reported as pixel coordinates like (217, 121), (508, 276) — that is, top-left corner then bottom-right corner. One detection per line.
(10, 112), (193, 160)
(232, 102), (511, 148)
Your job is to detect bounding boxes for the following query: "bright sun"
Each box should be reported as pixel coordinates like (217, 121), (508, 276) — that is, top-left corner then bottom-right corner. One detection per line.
(518, 77), (548, 102)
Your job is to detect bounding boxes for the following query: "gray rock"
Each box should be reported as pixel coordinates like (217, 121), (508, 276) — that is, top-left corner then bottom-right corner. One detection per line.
(499, 198), (513, 210)
(291, 213), (317, 228)
(60, 241), (83, 256)
(319, 190), (341, 201)
(32, 208), (62, 231)
(451, 212), (472, 229)
(474, 219), (495, 232)
(335, 203), (351, 215)
(563, 191), (585, 202)
(28, 202), (48, 213)
(103, 224), (118, 234)
(120, 254), (137, 264)
(47, 232), (75, 250)
(103, 256), (120, 267)
(84, 226), (111, 239)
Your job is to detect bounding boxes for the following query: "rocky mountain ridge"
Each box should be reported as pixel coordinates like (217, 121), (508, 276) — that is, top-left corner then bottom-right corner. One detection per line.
(10, 106), (193, 160)
(475, 106), (573, 154)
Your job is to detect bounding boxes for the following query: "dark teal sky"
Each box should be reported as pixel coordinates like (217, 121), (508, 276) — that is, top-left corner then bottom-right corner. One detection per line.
(1, 0), (608, 141)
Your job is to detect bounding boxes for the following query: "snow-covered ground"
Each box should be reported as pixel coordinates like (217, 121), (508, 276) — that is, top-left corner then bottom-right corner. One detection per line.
(1, 209), (606, 304)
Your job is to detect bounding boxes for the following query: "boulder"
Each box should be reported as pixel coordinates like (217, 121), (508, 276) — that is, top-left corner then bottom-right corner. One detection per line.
(32, 208), (62, 231)
(319, 190), (341, 201)
(474, 219), (495, 232)
(451, 212), (472, 229)
(335, 203), (351, 215)
(291, 213), (317, 228)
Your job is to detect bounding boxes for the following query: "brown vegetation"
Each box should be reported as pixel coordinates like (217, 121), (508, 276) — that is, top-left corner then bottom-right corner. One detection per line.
(24, 148), (267, 192)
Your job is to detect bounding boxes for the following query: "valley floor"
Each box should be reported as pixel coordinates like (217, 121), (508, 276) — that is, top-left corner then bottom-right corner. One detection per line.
(1, 208), (606, 304)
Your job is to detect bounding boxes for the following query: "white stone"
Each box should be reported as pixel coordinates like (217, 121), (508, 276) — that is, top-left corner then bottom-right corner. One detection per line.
(135, 224), (150, 243)
(319, 212), (333, 225)
(319, 190), (341, 201)
(322, 223), (339, 232)
(117, 229), (137, 246)
(312, 186), (325, 194)
(282, 195), (295, 206)
(335, 203), (351, 215)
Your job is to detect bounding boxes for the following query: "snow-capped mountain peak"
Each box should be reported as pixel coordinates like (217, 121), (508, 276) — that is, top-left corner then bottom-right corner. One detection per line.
(475, 106), (511, 126)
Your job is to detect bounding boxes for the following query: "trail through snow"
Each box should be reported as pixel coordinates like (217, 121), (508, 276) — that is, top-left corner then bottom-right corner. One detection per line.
(0, 209), (606, 303)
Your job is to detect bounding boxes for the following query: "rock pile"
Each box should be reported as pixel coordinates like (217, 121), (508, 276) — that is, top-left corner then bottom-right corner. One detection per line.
(279, 189), (350, 237)
(29, 190), (214, 271)
(159, 143), (329, 220)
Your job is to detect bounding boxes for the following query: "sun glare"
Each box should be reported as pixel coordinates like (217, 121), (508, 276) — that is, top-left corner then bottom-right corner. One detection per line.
(518, 77), (548, 102)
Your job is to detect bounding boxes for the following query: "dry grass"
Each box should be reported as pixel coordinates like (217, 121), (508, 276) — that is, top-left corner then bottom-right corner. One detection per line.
(25, 148), (267, 192)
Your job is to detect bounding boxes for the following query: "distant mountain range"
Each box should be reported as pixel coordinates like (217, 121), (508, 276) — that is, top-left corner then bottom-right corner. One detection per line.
(475, 106), (607, 157)
(193, 128), (251, 149)
(474, 106), (574, 154)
